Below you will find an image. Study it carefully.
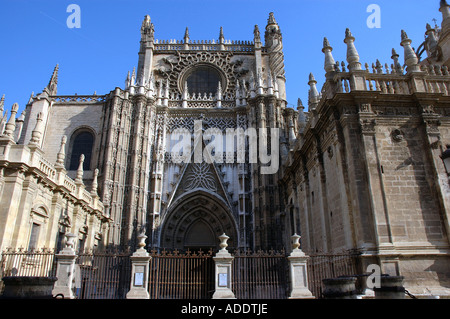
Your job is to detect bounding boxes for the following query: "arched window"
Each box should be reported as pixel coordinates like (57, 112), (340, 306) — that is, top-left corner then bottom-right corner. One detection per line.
(186, 66), (221, 95)
(69, 131), (94, 170)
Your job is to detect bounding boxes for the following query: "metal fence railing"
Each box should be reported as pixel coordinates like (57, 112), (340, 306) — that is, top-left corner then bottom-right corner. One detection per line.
(232, 249), (289, 299)
(76, 249), (132, 299)
(307, 251), (362, 299)
(1, 246), (363, 300)
(148, 249), (215, 299)
(0, 248), (57, 278)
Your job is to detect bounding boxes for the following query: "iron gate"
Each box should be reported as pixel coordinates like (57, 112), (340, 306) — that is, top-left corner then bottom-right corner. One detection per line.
(148, 249), (215, 299)
(232, 249), (289, 299)
(76, 249), (132, 299)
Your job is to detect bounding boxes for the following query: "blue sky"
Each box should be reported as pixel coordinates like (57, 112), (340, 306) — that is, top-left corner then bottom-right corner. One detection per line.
(0, 0), (442, 115)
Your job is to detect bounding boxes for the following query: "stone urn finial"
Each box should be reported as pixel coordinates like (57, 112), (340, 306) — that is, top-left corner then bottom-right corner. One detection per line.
(137, 233), (147, 250)
(218, 233), (229, 251)
(291, 234), (301, 251)
(65, 233), (77, 249)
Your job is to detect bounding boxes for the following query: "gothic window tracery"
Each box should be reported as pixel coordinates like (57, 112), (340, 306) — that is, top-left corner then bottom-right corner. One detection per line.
(186, 65), (222, 95)
(68, 130), (95, 170)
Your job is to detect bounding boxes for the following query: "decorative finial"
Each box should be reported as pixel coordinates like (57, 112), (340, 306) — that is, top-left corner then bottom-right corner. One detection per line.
(308, 73), (320, 109)
(345, 28), (353, 39)
(322, 38), (336, 73)
(400, 30), (420, 73)
(44, 64), (59, 96)
(267, 12), (277, 25)
(219, 26), (224, 40)
(137, 233), (147, 250)
(218, 233), (230, 251)
(401, 30), (409, 41)
(344, 28), (361, 71)
(142, 15), (151, 29)
(254, 25), (261, 43)
(75, 154), (85, 183)
(3, 103), (19, 138)
(91, 168), (99, 197)
(29, 112), (44, 145)
(184, 27), (189, 41)
(291, 234), (301, 251)
(56, 135), (67, 167)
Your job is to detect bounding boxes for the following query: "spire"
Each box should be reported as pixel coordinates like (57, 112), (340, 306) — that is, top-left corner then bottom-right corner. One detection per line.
(219, 26), (225, 43)
(3, 103), (18, 138)
(400, 30), (420, 73)
(91, 168), (99, 197)
(219, 26), (225, 50)
(344, 28), (362, 71)
(308, 73), (320, 110)
(265, 12), (282, 50)
(184, 27), (190, 43)
(29, 112), (44, 145)
(391, 48), (404, 74)
(131, 67), (136, 86)
(322, 37), (336, 74)
(27, 92), (34, 105)
(297, 98), (306, 134)
(267, 12), (278, 28)
(140, 14), (155, 45)
(44, 64), (59, 96)
(254, 25), (261, 47)
(56, 135), (67, 168)
(125, 71), (131, 89)
(75, 154), (85, 184)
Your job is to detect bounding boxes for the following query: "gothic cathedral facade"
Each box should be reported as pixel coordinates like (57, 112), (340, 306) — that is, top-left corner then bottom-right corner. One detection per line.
(0, 2), (450, 295)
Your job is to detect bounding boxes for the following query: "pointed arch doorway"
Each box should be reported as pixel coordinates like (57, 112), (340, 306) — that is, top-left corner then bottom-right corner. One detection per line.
(159, 190), (238, 252)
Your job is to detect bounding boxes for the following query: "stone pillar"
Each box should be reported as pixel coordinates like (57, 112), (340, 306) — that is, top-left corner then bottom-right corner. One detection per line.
(288, 234), (314, 299)
(374, 276), (405, 299)
(52, 233), (78, 299)
(126, 233), (151, 299)
(212, 233), (236, 299)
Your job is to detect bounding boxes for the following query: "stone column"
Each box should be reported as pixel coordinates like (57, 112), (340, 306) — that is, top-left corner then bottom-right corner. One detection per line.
(126, 233), (151, 299)
(212, 233), (236, 299)
(52, 233), (78, 299)
(288, 234), (315, 299)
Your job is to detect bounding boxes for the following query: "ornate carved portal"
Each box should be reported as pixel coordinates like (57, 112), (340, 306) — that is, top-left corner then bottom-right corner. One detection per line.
(159, 190), (238, 251)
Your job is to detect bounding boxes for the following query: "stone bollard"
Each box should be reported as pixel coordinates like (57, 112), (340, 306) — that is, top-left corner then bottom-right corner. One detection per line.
(126, 233), (151, 299)
(52, 233), (78, 299)
(374, 276), (405, 299)
(288, 234), (314, 299)
(212, 233), (236, 299)
(322, 277), (358, 299)
(2, 276), (57, 299)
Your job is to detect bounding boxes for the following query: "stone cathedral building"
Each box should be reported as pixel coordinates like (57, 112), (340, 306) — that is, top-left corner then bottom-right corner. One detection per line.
(0, 1), (449, 296)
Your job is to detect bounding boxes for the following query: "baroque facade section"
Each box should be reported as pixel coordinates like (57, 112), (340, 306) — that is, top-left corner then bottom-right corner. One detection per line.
(0, 98), (109, 252)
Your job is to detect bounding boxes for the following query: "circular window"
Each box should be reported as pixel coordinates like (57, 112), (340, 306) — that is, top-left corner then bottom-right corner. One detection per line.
(182, 65), (224, 95)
